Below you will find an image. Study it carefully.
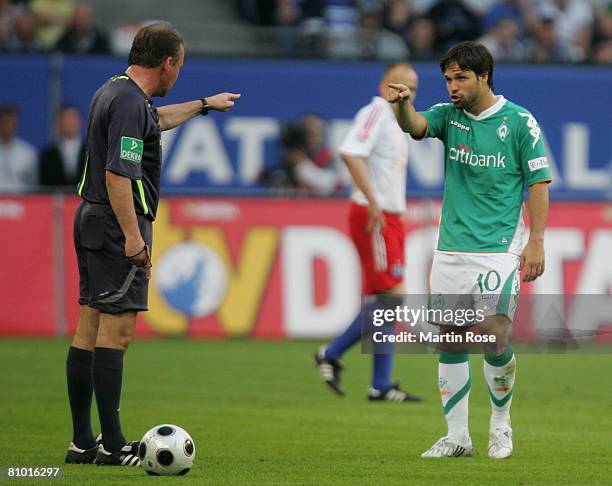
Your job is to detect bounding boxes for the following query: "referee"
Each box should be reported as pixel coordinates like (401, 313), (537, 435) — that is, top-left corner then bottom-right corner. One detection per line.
(65, 23), (240, 466)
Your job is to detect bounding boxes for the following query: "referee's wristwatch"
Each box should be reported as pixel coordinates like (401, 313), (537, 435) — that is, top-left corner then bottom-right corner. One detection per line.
(200, 98), (209, 116)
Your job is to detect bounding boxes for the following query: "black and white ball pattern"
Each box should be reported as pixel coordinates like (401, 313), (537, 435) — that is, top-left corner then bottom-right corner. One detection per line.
(139, 424), (196, 476)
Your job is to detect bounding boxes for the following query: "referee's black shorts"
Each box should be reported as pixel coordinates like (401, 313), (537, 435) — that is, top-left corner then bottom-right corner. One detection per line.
(74, 200), (152, 314)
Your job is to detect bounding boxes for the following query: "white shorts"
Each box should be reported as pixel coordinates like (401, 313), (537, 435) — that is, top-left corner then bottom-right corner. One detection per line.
(429, 251), (521, 326)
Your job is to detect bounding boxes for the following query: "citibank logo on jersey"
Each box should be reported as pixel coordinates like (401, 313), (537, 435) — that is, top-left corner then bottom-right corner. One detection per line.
(449, 146), (506, 168)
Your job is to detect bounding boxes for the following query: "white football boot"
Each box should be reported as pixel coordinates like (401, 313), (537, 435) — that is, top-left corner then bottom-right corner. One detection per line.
(488, 426), (513, 459)
(421, 436), (473, 458)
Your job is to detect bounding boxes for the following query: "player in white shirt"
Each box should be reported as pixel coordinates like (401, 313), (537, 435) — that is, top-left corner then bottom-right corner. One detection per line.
(315, 63), (422, 402)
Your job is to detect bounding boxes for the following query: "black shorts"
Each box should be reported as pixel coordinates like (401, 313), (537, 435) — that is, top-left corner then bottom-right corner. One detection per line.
(74, 200), (152, 314)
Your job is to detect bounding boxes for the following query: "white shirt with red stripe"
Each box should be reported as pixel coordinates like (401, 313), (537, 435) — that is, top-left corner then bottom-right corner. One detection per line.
(339, 96), (409, 214)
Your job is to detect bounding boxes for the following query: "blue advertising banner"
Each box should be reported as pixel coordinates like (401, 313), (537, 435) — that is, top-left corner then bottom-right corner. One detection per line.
(1, 55), (610, 198)
(0, 55), (52, 149)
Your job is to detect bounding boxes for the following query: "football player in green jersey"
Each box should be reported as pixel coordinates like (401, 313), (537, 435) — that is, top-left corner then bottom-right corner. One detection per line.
(388, 41), (551, 459)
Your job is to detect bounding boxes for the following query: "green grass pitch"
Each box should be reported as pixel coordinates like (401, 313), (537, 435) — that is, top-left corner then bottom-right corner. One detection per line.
(1, 339), (611, 485)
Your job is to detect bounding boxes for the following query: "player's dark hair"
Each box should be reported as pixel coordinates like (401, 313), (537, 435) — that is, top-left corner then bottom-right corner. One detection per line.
(440, 42), (494, 89)
(128, 23), (184, 68)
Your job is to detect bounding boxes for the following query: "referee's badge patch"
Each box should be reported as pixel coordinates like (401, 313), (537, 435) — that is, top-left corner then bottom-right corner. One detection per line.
(121, 136), (143, 163)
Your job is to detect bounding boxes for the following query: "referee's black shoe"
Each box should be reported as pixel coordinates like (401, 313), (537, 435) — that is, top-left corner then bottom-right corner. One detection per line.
(65, 435), (101, 464)
(314, 346), (345, 396)
(95, 441), (140, 466)
(368, 382), (423, 402)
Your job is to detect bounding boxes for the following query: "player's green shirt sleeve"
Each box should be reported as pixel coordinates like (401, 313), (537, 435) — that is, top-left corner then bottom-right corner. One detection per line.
(515, 111), (552, 186)
(419, 103), (451, 141)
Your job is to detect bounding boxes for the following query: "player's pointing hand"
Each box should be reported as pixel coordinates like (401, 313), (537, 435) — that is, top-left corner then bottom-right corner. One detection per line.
(207, 92), (241, 112)
(387, 83), (412, 104)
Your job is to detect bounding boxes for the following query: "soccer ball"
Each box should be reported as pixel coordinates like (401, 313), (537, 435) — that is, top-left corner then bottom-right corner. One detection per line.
(139, 424), (196, 476)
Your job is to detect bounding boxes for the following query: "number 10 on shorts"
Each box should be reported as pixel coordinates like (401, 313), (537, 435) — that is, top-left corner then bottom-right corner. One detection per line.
(477, 270), (501, 293)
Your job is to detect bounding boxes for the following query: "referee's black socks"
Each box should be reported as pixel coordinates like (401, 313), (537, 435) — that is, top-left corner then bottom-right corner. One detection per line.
(66, 346), (95, 449)
(93, 347), (127, 453)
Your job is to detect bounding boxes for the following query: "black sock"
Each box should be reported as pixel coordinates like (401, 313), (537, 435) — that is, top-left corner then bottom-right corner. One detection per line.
(93, 347), (127, 453)
(66, 346), (95, 449)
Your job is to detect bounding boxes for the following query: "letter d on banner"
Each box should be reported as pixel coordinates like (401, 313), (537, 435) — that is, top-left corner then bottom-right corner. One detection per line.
(282, 227), (360, 338)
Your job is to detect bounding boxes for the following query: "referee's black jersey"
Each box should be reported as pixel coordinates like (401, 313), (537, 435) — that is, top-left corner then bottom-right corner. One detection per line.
(78, 74), (161, 221)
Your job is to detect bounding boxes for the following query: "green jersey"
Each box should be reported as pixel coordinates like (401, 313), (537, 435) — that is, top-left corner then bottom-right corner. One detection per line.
(420, 96), (552, 254)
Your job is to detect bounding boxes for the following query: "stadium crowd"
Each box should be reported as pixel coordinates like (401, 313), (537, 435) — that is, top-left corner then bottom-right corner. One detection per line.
(0, 0), (611, 63)
(0, 0), (108, 54)
(238, 0), (612, 64)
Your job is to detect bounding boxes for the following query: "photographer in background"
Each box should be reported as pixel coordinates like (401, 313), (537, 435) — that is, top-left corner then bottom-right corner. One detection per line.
(262, 113), (340, 196)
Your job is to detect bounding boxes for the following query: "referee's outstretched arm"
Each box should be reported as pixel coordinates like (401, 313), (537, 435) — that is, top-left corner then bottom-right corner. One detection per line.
(157, 92), (241, 131)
